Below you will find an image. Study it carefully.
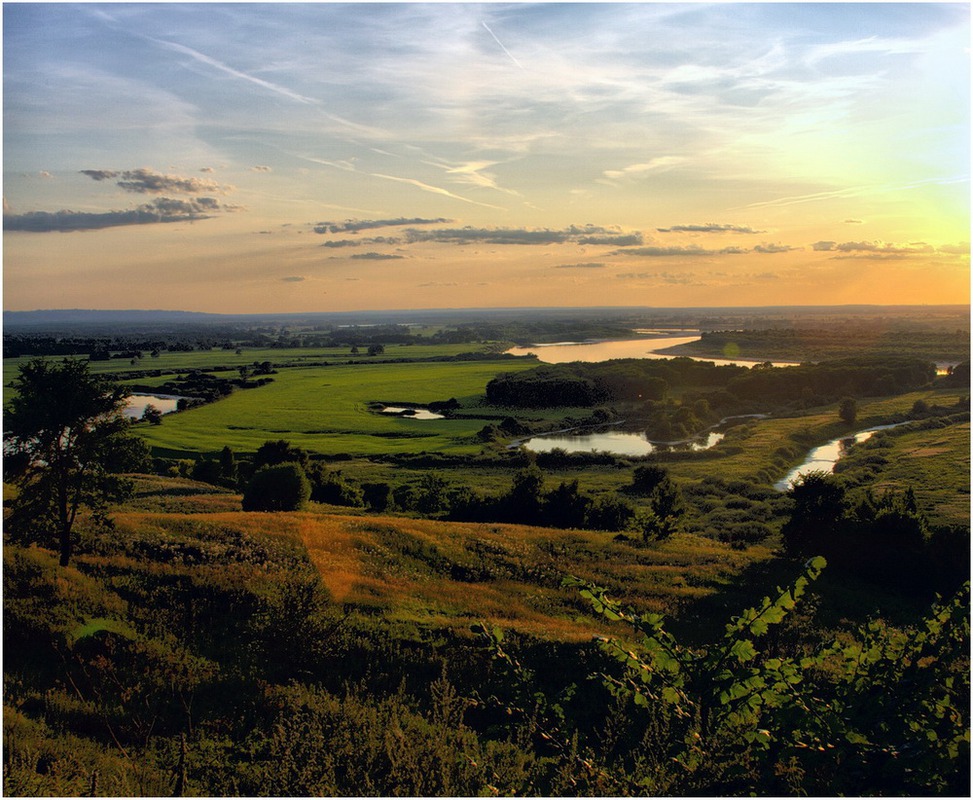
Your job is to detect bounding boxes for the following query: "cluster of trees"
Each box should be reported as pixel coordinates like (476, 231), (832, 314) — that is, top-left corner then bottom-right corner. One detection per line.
(487, 356), (938, 415)
(486, 358), (745, 409)
(692, 327), (970, 363)
(224, 440), (686, 541)
(135, 368), (275, 405)
(726, 356), (936, 405)
(782, 472), (968, 596)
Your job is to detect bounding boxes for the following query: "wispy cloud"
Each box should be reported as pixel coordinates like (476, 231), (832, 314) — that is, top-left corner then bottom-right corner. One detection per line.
(657, 223), (764, 234)
(349, 252), (405, 260)
(314, 218), (450, 234)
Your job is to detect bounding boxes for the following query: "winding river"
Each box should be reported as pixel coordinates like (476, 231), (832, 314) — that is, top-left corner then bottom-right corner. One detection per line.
(773, 423), (906, 491)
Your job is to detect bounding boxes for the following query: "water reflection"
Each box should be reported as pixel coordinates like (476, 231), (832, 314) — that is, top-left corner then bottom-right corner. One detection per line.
(522, 429), (724, 457)
(125, 393), (183, 419)
(504, 334), (796, 368)
(379, 406), (445, 420)
(774, 424), (904, 491)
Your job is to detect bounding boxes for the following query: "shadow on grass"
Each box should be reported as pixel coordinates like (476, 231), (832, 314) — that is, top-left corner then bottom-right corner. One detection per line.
(668, 551), (946, 647)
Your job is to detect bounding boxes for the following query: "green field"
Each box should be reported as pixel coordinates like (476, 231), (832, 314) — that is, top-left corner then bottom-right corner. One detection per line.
(134, 358), (545, 457)
(1, 341), (500, 388)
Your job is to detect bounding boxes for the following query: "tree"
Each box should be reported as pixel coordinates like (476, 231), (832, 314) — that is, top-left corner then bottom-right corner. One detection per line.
(141, 404), (163, 425)
(219, 445), (238, 482)
(3, 359), (139, 566)
(242, 462), (311, 511)
(781, 471), (847, 558)
(838, 397), (858, 425)
(254, 439), (308, 470)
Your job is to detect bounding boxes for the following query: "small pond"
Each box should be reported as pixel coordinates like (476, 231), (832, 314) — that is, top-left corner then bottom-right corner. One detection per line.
(378, 406), (445, 420)
(522, 429), (724, 457)
(125, 393), (184, 419)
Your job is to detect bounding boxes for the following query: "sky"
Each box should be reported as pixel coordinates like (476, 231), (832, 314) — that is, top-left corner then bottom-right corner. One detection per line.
(2, 1), (970, 314)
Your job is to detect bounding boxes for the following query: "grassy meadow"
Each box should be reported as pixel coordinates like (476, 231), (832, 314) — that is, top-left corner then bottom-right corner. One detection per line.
(112, 478), (773, 642)
(133, 358), (550, 457)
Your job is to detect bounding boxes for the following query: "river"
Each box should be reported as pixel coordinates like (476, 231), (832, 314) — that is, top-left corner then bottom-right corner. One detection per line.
(773, 423), (906, 491)
(504, 333), (797, 368)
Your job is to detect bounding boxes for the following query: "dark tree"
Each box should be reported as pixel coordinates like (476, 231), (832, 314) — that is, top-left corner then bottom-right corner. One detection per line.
(141, 404), (163, 425)
(254, 439), (309, 470)
(781, 471), (847, 558)
(839, 397), (858, 425)
(3, 359), (139, 566)
(242, 462), (311, 511)
(219, 445), (238, 482)
(644, 474), (686, 540)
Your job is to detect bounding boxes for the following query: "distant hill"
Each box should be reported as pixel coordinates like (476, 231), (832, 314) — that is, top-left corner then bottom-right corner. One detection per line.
(3, 309), (225, 328)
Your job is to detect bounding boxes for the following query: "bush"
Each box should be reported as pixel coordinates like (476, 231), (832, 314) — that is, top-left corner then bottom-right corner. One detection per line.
(242, 462), (311, 512)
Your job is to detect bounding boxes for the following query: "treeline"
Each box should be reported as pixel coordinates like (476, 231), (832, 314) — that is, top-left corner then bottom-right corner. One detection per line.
(690, 327), (970, 363)
(488, 356), (938, 411)
(487, 357), (746, 408)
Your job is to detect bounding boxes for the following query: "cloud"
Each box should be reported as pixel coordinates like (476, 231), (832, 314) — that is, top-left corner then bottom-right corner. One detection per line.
(321, 236), (402, 248)
(349, 252), (405, 260)
(251, 165), (273, 172)
(657, 223), (764, 234)
(280, 276), (305, 282)
(812, 239), (935, 255)
(554, 262), (607, 269)
(3, 196), (222, 232)
(844, 218), (864, 224)
(938, 242), (970, 255)
(753, 243), (800, 253)
(314, 217), (451, 234)
(405, 226), (572, 245)
(200, 167), (215, 173)
(81, 167), (231, 195)
(578, 233), (644, 246)
(402, 224), (644, 247)
(612, 244), (749, 257)
(602, 157), (686, 181)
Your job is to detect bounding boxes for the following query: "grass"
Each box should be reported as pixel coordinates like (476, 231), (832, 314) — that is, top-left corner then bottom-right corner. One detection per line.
(100, 482), (772, 642)
(1, 343), (499, 388)
(133, 359), (544, 457)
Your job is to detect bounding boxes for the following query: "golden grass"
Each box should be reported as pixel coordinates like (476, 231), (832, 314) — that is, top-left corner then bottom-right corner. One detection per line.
(107, 505), (772, 642)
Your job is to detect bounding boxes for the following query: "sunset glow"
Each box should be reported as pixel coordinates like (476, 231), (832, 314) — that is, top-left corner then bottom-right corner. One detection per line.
(3, 2), (969, 313)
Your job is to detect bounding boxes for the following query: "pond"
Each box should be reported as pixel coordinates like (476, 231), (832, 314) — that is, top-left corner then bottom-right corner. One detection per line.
(378, 406), (445, 420)
(521, 429), (724, 457)
(774, 423), (905, 491)
(504, 332), (796, 367)
(124, 393), (184, 419)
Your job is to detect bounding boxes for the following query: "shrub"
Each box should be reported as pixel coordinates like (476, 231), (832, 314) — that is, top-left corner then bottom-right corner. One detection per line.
(242, 462), (311, 512)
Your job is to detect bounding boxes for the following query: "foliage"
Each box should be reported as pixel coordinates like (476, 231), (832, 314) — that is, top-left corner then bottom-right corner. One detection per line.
(566, 560), (970, 795)
(839, 396), (858, 424)
(3, 358), (140, 566)
(241, 462), (311, 511)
